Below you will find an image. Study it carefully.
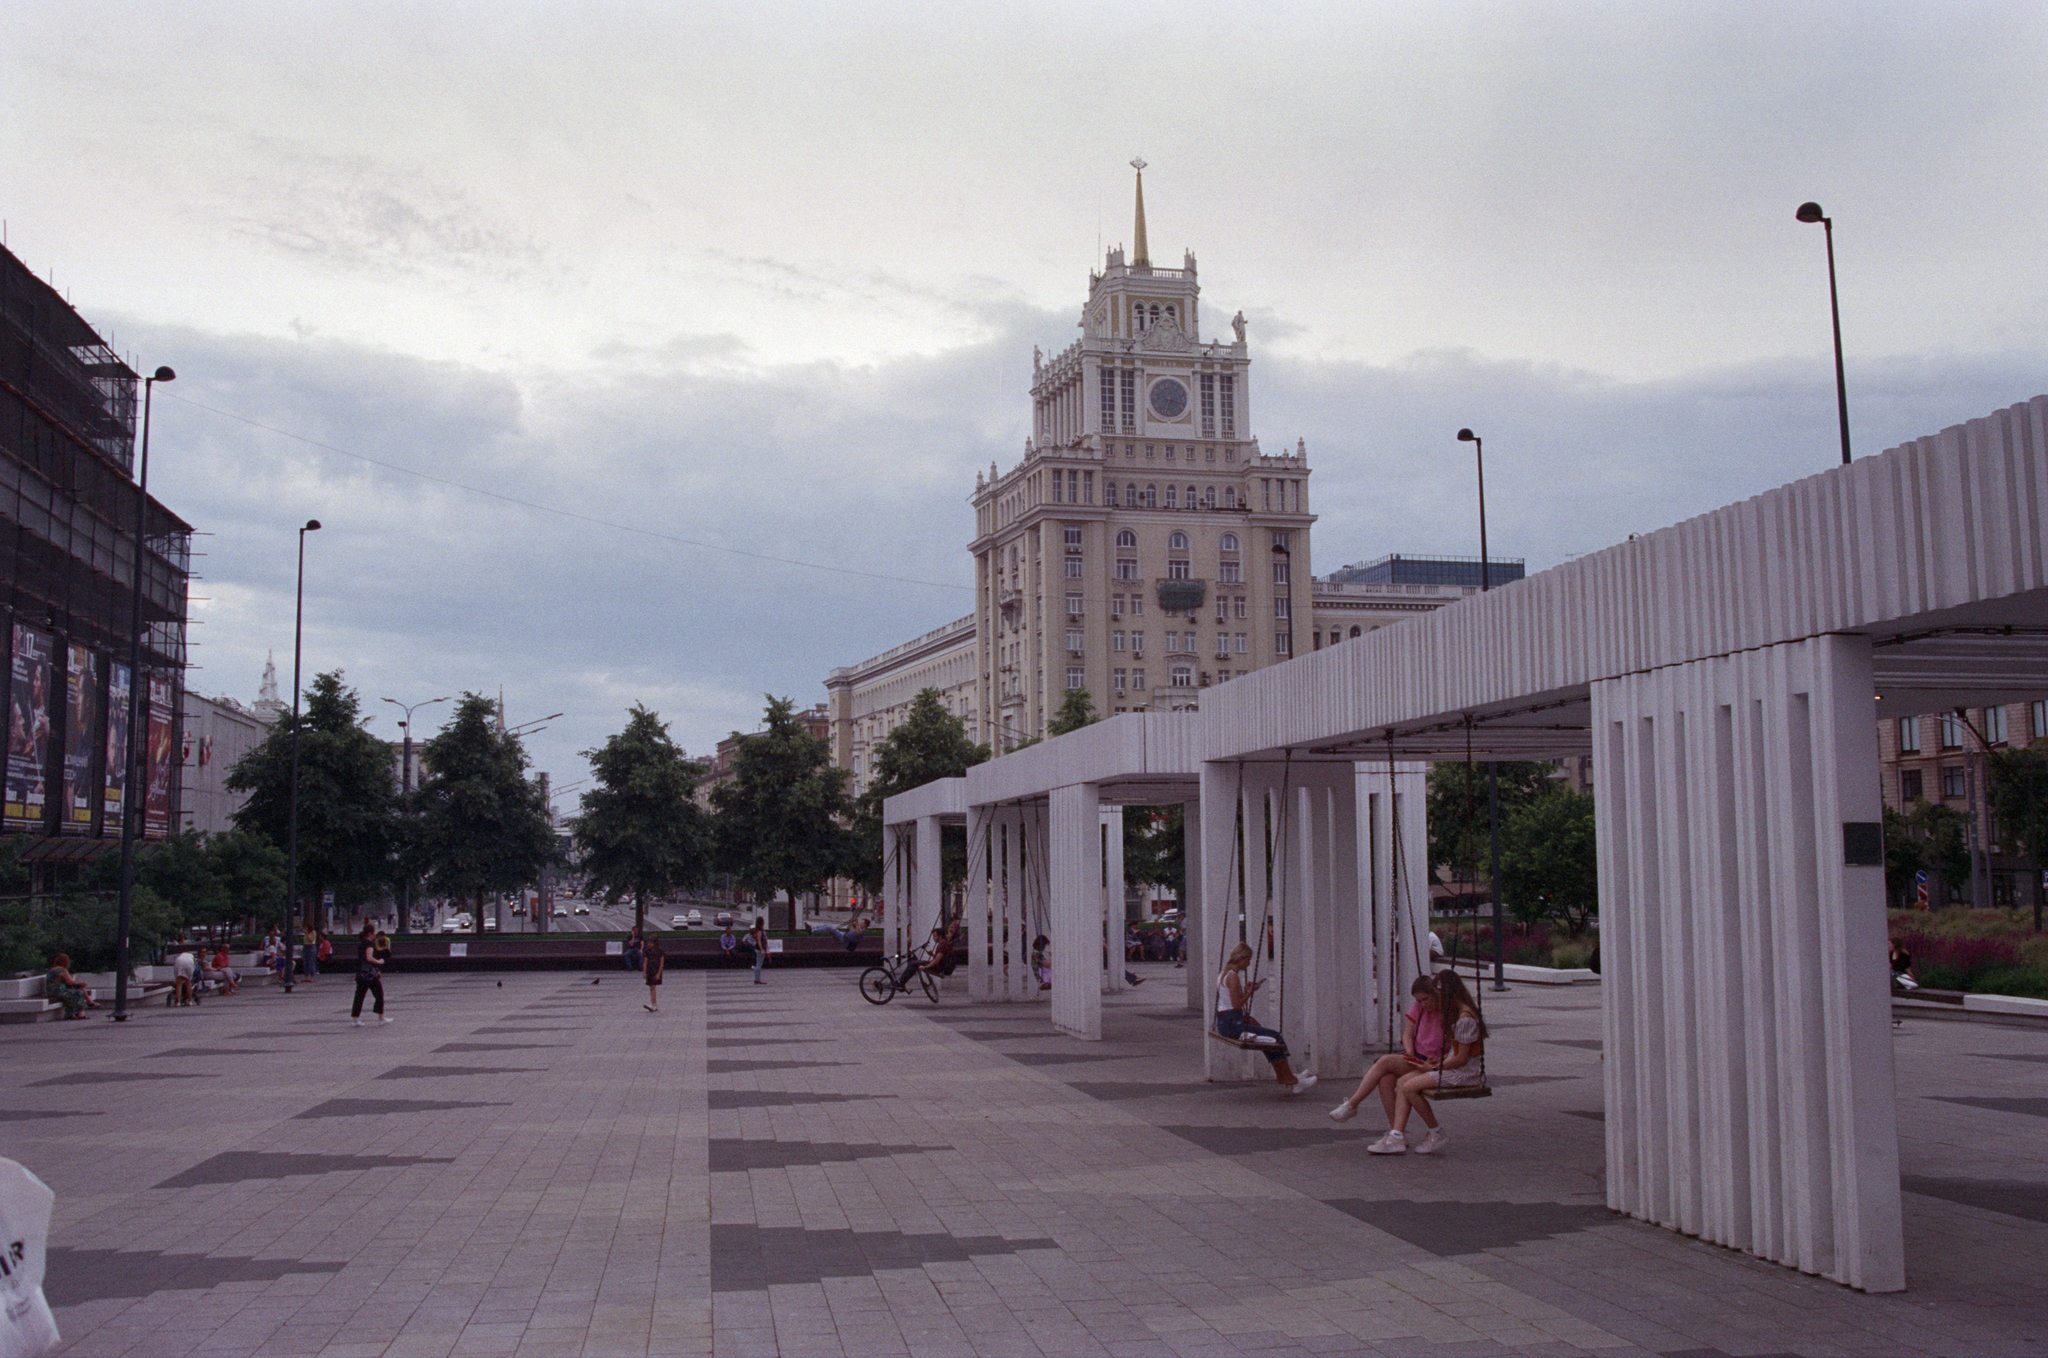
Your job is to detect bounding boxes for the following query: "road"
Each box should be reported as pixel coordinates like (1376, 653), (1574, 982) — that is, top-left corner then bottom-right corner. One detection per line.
(416, 897), (749, 936)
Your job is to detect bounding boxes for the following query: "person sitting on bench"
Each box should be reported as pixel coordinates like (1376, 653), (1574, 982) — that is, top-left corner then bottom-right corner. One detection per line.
(1215, 943), (1316, 1095)
(1330, 974), (1442, 1126)
(1370, 970), (1488, 1155)
(45, 954), (95, 1019)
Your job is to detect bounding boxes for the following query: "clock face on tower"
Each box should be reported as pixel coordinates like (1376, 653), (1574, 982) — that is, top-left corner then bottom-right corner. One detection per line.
(1148, 378), (1188, 420)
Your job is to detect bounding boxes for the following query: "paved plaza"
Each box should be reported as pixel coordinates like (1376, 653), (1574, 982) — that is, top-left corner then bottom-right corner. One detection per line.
(2, 964), (2043, 1358)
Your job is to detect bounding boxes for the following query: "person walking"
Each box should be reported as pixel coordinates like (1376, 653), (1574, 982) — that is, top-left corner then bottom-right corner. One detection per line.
(350, 923), (391, 1026)
(642, 935), (666, 1011)
(748, 916), (769, 984)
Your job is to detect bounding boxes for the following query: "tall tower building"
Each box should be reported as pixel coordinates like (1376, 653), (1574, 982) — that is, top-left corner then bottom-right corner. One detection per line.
(970, 163), (1314, 749)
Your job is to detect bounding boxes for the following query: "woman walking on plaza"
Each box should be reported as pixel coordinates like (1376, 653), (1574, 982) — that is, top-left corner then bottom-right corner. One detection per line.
(1330, 973), (1444, 1126)
(642, 935), (666, 1011)
(350, 923), (391, 1025)
(748, 916), (769, 984)
(1369, 970), (1488, 1155)
(1215, 943), (1316, 1095)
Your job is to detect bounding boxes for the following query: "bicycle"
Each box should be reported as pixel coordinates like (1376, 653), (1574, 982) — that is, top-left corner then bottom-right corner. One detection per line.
(859, 944), (941, 1006)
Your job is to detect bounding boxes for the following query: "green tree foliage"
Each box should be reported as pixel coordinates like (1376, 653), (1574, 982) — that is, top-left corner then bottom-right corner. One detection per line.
(575, 704), (711, 930)
(412, 693), (556, 934)
(1988, 746), (2048, 872)
(848, 689), (988, 893)
(1047, 687), (1100, 736)
(714, 695), (857, 910)
(225, 671), (397, 914)
(1425, 760), (1559, 887)
(1885, 801), (1970, 906)
(1498, 788), (1599, 935)
(1123, 805), (1185, 904)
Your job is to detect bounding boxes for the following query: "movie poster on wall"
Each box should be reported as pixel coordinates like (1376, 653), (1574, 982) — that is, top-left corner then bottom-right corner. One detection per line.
(6, 624), (54, 832)
(103, 662), (131, 832)
(144, 673), (175, 838)
(62, 645), (99, 834)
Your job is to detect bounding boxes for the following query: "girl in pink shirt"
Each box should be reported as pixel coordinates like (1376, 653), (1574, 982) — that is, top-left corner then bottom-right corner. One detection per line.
(1329, 975), (1443, 1127)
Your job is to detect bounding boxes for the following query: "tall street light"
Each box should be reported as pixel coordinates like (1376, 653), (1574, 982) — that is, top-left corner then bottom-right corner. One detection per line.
(282, 519), (321, 992)
(1456, 429), (1506, 992)
(383, 694), (449, 934)
(1796, 201), (1852, 465)
(112, 365), (173, 1021)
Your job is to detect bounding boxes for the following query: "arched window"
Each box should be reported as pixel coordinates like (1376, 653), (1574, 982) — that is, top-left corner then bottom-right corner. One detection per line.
(1149, 304), (1161, 327)
(1168, 531), (1189, 551)
(1116, 530), (1138, 549)
(1223, 486), (1237, 508)
(1350, 626), (1362, 638)
(1164, 305), (1176, 325)
(1124, 483), (1139, 507)
(1134, 304), (1145, 330)
(1164, 485), (1178, 509)
(1143, 484), (1158, 508)
(1203, 486), (1216, 510)
(1185, 485), (1196, 507)
(1104, 481), (1117, 505)
(1220, 533), (1239, 552)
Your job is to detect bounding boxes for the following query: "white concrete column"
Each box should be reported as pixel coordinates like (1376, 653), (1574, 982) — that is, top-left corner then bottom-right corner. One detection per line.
(1101, 806), (1126, 994)
(1594, 633), (1903, 1293)
(886, 824), (912, 959)
(1357, 760), (1430, 1052)
(912, 814), (943, 954)
(1049, 782), (1102, 1039)
(966, 805), (993, 1003)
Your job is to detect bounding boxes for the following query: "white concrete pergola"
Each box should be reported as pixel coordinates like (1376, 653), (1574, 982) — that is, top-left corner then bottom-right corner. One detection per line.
(884, 395), (2048, 1292)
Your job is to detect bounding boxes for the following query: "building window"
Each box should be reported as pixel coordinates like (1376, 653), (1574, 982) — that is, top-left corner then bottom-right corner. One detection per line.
(1222, 485), (1237, 508)
(1272, 531), (1291, 551)
(1116, 558), (1138, 581)
(1215, 635), (1231, 658)
(1168, 531), (1189, 550)
(1939, 712), (1965, 749)
(1145, 444), (1155, 459)
(1218, 561), (1240, 583)
(1131, 630), (1144, 653)
(1113, 630), (1127, 651)
(1064, 525), (1082, 547)
(1066, 667), (1084, 690)
(1116, 529), (1137, 549)
(1897, 717), (1920, 753)
(1349, 625), (1361, 638)
(1273, 559), (1291, 586)
(1274, 632), (1292, 656)
(1064, 557), (1083, 579)
(1942, 766), (1966, 799)
(1120, 368), (1136, 431)
(1100, 369), (1116, 431)
(1200, 373), (1216, 435)
(1168, 559), (1190, 580)
(1171, 664), (1194, 688)
(1144, 484), (1158, 508)
(1132, 669), (1146, 689)
(1220, 532), (1239, 552)
(1051, 473), (1062, 503)
(1129, 594), (1143, 616)
(1112, 594), (1125, 617)
(1219, 375), (1234, 434)
(1987, 705), (2008, 744)
(1105, 480), (1117, 505)
(1900, 768), (1923, 801)
(1234, 632), (1248, 653)
(1274, 596), (1290, 618)
(1084, 470), (1094, 504)
(1164, 632), (1179, 654)
(1066, 592), (1083, 614)
(1066, 629), (1084, 651)
(1164, 484), (1178, 509)
(1114, 667), (1128, 690)
(1262, 478), (1272, 511)
(1125, 483), (1140, 507)
(1312, 630), (1322, 650)
(1234, 596), (1247, 619)
(1203, 486), (1216, 509)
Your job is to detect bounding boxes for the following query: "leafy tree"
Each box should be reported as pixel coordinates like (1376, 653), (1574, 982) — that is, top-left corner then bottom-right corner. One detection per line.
(204, 831), (290, 926)
(575, 704), (711, 931)
(1988, 746), (2048, 874)
(412, 693), (556, 935)
(1123, 805), (1185, 908)
(1498, 787), (1599, 935)
(714, 695), (857, 915)
(1425, 760), (1560, 889)
(226, 671), (398, 918)
(1047, 687), (1100, 736)
(848, 689), (988, 894)
(1885, 801), (1970, 906)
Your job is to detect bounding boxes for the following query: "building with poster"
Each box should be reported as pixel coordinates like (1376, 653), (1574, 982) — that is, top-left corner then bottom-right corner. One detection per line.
(179, 688), (270, 835)
(0, 243), (192, 873)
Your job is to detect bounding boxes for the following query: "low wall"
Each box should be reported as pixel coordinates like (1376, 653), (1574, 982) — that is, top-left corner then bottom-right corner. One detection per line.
(370, 934), (884, 972)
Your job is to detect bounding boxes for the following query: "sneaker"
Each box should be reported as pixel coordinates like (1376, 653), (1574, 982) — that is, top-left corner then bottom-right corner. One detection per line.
(1329, 1100), (1357, 1123)
(1366, 1130), (1407, 1155)
(1414, 1129), (1448, 1155)
(351, 1019), (363, 1027)
(378, 1016), (392, 1025)
(1287, 1074), (1318, 1096)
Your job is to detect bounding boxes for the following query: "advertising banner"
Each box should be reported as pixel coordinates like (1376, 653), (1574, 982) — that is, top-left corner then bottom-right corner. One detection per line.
(61, 644), (99, 835)
(6, 624), (54, 832)
(103, 662), (131, 834)
(144, 673), (175, 838)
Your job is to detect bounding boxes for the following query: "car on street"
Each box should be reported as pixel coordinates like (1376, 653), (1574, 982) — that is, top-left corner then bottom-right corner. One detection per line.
(441, 914), (473, 933)
(482, 917), (498, 931)
(573, 904), (590, 915)
(714, 911), (735, 927)
(686, 909), (703, 926)
(552, 906), (569, 918)
(670, 914), (690, 928)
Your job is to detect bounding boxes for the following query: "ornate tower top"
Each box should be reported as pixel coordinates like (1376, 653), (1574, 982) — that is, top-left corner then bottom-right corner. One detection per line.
(1130, 158), (1150, 268)
(255, 650), (283, 719)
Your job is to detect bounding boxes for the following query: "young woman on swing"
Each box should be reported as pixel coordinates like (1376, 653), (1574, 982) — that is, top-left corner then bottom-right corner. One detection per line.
(1368, 970), (1488, 1155)
(1215, 942), (1317, 1095)
(1328, 973), (1444, 1126)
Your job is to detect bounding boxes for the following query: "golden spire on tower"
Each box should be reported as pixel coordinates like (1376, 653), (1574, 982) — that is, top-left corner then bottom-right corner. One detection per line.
(1130, 157), (1150, 267)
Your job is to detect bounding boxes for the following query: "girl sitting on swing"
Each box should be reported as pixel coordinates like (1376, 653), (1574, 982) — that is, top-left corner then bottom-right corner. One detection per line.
(1368, 970), (1488, 1155)
(1215, 942), (1317, 1095)
(1329, 973), (1444, 1126)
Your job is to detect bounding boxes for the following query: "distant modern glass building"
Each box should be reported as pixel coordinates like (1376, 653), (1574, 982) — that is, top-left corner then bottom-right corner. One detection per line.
(1, 243), (191, 869)
(1324, 553), (1526, 589)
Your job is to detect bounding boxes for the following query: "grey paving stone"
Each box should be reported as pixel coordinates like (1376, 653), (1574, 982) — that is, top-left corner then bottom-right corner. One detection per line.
(154, 1150), (456, 1188)
(43, 1247), (345, 1305)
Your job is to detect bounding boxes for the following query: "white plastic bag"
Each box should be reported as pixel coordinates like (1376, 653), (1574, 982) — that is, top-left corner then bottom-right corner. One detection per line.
(0, 1158), (58, 1358)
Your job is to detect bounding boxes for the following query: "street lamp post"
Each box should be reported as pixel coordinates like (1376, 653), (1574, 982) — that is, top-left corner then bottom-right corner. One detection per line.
(1456, 429), (1507, 992)
(282, 519), (321, 992)
(383, 694), (449, 933)
(112, 366), (173, 1022)
(1796, 202), (1853, 466)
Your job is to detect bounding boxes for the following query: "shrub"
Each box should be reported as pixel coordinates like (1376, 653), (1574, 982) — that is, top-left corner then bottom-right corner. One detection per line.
(1550, 938), (1597, 970)
(1899, 932), (2022, 992)
(1973, 966), (2048, 1000)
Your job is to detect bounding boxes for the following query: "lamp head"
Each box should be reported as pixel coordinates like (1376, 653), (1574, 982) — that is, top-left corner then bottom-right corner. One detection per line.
(1796, 202), (1827, 224)
(151, 366), (176, 383)
(303, 519), (322, 532)
(1456, 428), (1477, 443)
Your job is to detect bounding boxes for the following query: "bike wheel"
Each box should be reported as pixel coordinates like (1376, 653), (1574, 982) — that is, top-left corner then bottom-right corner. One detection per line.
(859, 966), (896, 1005)
(918, 970), (939, 1005)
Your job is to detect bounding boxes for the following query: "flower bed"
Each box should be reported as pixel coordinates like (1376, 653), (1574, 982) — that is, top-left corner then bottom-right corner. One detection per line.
(1433, 921), (1597, 971)
(1888, 908), (2048, 998)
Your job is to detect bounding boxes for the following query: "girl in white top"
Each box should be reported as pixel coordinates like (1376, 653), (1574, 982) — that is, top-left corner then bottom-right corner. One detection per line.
(1369, 969), (1488, 1155)
(1214, 942), (1317, 1095)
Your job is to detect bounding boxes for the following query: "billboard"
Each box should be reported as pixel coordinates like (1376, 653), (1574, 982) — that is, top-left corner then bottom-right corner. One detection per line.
(144, 673), (175, 838)
(61, 645), (99, 835)
(103, 662), (131, 833)
(6, 624), (54, 832)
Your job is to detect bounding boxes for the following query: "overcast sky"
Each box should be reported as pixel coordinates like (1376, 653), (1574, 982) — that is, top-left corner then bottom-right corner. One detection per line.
(5, 0), (2045, 801)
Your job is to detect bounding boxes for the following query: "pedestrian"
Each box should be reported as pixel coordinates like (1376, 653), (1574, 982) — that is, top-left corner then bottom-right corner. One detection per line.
(301, 923), (321, 980)
(1214, 942), (1316, 1095)
(350, 922), (391, 1026)
(748, 916), (769, 984)
(643, 935), (665, 1011)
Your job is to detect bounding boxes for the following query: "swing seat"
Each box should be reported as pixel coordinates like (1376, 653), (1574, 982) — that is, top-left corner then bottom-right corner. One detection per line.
(1208, 1026), (1284, 1051)
(1425, 1082), (1492, 1100)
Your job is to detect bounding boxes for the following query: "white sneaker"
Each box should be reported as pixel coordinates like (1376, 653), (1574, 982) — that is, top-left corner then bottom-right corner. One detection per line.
(378, 1016), (392, 1024)
(1366, 1130), (1407, 1155)
(351, 1019), (363, 1027)
(1288, 1074), (1318, 1095)
(1413, 1129), (1448, 1155)
(1329, 1100), (1357, 1123)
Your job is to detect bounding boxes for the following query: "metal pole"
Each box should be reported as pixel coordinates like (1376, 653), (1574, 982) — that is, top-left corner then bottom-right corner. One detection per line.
(1821, 217), (1852, 466)
(283, 523), (316, 991)
(112, 369), (169, 1020)
(399, 724), (412, 933)
(1467, 430), (1508, 990)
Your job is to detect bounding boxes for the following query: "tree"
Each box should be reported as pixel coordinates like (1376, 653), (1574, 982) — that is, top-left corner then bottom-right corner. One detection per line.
(1988, 746), (2048, 874)
(714, 696), (857, 916)
(1498, 787), (1599, 935)
(575, 704), (711, 931)
(1048, 687), (1099, 736)
(1885, 801), (1969, 906)
(87, 829), (289, 938)
(412, 693), (556, 935)
(1425, 760), (1560, 891)
(1123, 805), (1185, 908)
(225, 671), (397, 917)
(848, 689), (988, 894)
